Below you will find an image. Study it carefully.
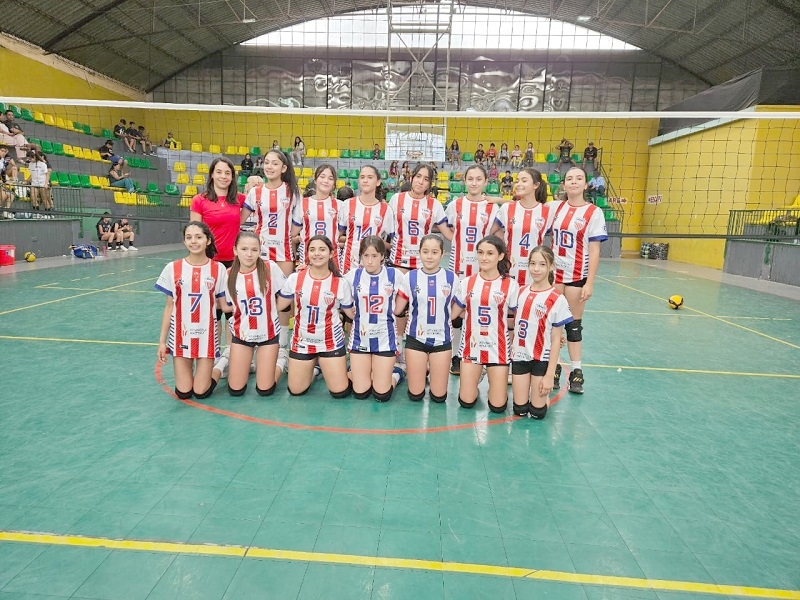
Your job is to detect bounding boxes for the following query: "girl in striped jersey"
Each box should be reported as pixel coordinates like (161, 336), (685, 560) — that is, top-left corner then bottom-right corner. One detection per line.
(221, 232), (287, 397)
(451, 236), (519, 413)
(511, 246), (573, 419)
(549, 167), (607, 394)
(337, 165), (395, 274)
(490, 168), (551, 288)
(397, 235), (459, 404)
(344, 236), (407, 403)
(156, 222), (228, 400)
(277, 236), (355, 398)
(241, 150), (301, 359)
(439, 164), (500, 376)
(291, 164), (341, 265)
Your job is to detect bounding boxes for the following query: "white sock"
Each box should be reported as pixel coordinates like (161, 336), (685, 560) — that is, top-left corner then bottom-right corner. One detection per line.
(279, 328), (289, 350)
(392, 372), (400, 386)
(276, 356), (288, 375)
(571, 361), (582, 370)
(451, 327), (462, 356)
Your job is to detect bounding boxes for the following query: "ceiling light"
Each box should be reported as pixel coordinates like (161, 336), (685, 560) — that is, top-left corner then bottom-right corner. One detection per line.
(242, 17), (256, 23)
(577, 15), (592, 21)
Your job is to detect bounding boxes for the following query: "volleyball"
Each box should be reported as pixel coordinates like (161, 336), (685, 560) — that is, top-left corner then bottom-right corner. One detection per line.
(24, 252), (36, 262)
(668, 295), (684, 309)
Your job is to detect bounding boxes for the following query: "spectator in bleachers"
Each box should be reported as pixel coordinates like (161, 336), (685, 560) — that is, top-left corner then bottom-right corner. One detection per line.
(0, 145), (18, 183)
(386, 161), (399, 190)
(114, 216), (138, 251)
(555, 138), (576, 173)
(583, 142), (599, 171)
(523, 142), (534, 168)
(372, 143), (381, 160)
(252, 156), (264, 178)
(488, 160), (499, 182)
(97, 212), (122, 251)
(124, 122), (141, 153)
(241, 175), (263, 233)
(501, 170), (514, 196)
(272, 139), (281, 151)
(99, 139), (116, 161)
(487, 143), (497, 162)
(449, 139), (461, 167)
(401, 161), (410, 185)
(292, 136), (305, 166)
(474, 143), (485, 165)
(162, 132), (179, 149)
(28, 150), (52, 211)
(388, 160), (398, 179)
(1, 110), (37, 159)
(137, 126), (156, 155)
(498, 143), (509, 167)
(511, 144), (522, 168)
(108, 158), (135, 193)
(113, 118), (127, 140)
(588, 171), (606, 200)
(240, 153), (254, 177)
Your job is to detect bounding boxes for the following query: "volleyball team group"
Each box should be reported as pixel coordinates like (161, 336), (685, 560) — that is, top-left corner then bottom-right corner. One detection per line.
(155, 148), (607, 419)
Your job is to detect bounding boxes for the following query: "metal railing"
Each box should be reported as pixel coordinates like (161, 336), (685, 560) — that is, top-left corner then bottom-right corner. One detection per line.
(728, 208), (800, 241)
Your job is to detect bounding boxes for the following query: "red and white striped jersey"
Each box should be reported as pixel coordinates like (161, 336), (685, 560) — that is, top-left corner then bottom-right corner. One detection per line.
(549, 201), (608, 284)
(397, 267), (459, 346)
(292, 196), (342, 264)
(344, 266), (403, 353)
(244, 183), (296, 262)
(454, 274), (519, 365)
(444, 197), (499, 277)
(155, 259), (227, 359)
(512, 286), (573, 363)
(337, 197), (395, 274)
(494, 201), (551, 287)
(225, 261), (286, 343)
(279, 270), (354, 353)
(388, 192), (446, 269)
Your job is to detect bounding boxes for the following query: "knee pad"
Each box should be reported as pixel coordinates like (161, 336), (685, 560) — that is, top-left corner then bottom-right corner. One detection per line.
(565, 319), (583, 343)
(429, 391), (447, 404)
(174, 387), (193, 400)
(488, 400), (508, 414)
(529, 404), (548, 420)
(330, 382), (352, 399)
(228, 383), (247, 397)
(256, 382), (276, 397)
(407, 389), (426, 402)
(452, 317), (463, 329)
(289, 384), (311, 396)
(513, 402), (530, 416)
(373, 388), (393, 403)
(194, 379), (217, 399)
(353, 386), (372, 400)
(458, 396), (477, 409)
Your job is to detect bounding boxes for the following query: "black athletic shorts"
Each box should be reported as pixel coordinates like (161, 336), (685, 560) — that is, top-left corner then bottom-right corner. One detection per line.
(231, 334), (279, 348)
(404, 336), (452, 354)
(511, 359), (548, 377)
(289, 346), (346, 361)
(564, 278), (587, 288)
(350, 349), (397, 358)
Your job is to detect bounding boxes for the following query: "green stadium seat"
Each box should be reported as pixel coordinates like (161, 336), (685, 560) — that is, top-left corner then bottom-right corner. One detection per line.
(603, 208), (616, 221)
(572, 153), (582, 163)
(28, 138), (41, 148)
(237, 174), (248, 187)
(349, 179), (359, 189)
(350, 150), (360, 159)
(594, 196), (609, 207)
(0, 102), (5, 113)
(361, 150), (372, 159)
(165, 183), (180, 196)
(549, 183), (559, 194)
(449, 181), (464, 194)
(69, 173), (82, 187)
(40, 140), (53, 153)
(58, 172), (71, 186)
(79, 174), (92, 189)
(340, 150), (351, 159)
(20, 108), (34, 122)
(545, 153), (558, 163)
(462, 152), (473, 162)
(380, 151), (385, 159)
(102, 129), (113, 139)
(486, 182), (500, 195)
(548, 173), (561, 184)
(126, 156), (139, 168)
(53, 142), (64, 156)
(8, 105), (22, 119)
(338, 169), (349, 178)
(348, 169), (359, 179)
(147, 182), (160, 193)
(380, 170), (388, 179)
(139, 158), (153, 170)
(250, 147), (261, 156)
(147, 193), (164, 206)
(49, 172), (59, 185)
(386, 192), (395, 202)
(82, 124), (92, 135)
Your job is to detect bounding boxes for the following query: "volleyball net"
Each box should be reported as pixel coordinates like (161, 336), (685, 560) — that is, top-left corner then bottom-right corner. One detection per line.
(3, 98), (799, 259)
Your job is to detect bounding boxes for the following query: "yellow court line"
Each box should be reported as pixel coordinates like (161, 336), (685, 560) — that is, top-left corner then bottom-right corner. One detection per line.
(0, 335), (156, 346)
(584, 364), (800, 379)
(34, 285), (159, 294)
(597, 276), (800, 350)
(586, 310), (791, 321)
(0, 531), (797, 599)
(0, 277), (154, 316)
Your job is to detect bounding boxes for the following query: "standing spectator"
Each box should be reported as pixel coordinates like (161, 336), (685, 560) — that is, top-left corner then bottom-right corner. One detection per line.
(114, 215), (138, 250)
(555, 138), (576, 173)
(240, 153), (254, 177)
(108, 158), (135, 193)
(372, 143), (382, 160)
(588, 171), (606, 201)
(523, 142), (534, 168)
(511, 144), (522, 168)
(498, 143), (509, 167)
(162, 132), (179, 149)
(583, 142), (598, 171)
(28, 150), (52, 211)
(137, 126), (156, 155)
(97, 212), (122, 251)
(474, 143), (486, 165)
(449, 140), (461, 167)
(292, 136), (305, 166)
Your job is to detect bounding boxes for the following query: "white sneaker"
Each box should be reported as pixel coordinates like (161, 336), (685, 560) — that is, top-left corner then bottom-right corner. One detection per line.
(249, 348), (258, 374)
(128, 245), (138, 251)
(214, 355), (229, 379)
(119, 245), (128, 252)
(313, 364), (323, 380)
(276, 355), (288, 376)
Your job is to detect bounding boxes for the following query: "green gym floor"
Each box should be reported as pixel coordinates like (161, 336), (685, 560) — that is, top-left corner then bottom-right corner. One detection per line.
(0, 247), (798, 600)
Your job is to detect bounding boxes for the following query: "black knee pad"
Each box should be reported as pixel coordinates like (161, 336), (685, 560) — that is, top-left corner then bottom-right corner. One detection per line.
(429, 391), (447, 404)
(408, 389), (426, 402)
(565, 319), (582, 343)
(289, 385), (311, 396)
(529, 404), (548, 420)
(256, 382), (276, 397)
(353, 386), (372, 400)
(458, 396), (477, 409)
(452, 317), (463, 329)
(194, 379), (217, 399)
(513, 402), (530, 416)
(373, 387), (393, 403)
(228, 383), (247, 396)
(175, 387), (193, 400)
(488, 400), (508, 414)
(330, 382), (352, 399)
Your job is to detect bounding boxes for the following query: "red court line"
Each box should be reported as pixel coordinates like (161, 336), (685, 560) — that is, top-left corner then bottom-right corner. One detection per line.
(155, 360), (569, 435)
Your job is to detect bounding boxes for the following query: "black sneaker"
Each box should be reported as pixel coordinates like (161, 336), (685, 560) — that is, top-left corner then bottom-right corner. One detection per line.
(554, 363), (562, 389)
(568, 368), (584, 394)
(450, 356), (461, 376)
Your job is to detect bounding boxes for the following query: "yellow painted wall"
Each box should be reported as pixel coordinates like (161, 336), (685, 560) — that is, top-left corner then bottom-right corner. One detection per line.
(749, 107), (800, 209)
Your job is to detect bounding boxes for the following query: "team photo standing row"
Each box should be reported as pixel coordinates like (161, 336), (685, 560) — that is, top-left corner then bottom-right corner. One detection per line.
(156, 150), (607, 418)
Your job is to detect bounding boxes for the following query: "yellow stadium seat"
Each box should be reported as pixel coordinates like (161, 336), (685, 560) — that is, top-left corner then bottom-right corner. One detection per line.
(512, 172), (518, 181)
(437, 171), (449, 181)
(174, 141), (183, 151)
(306, 148), (318, 158)
(209, 144), (221, 154)
(179, 196), (192, 208)
(237, 146), (249, 155)
(55, 117), (65, 129)
(72, 147), (84, 159)
(91, 149), (102, 161)
(190, 142), (203, 152)
(197, 163), (209, 174)
(176, 173), (190, 185)
(33, 112), (44, 123)
(317, 149), (328, 158)
(328, 149), (339, 158)
(89, 175), (101, 188)
(19, 167), (30, 181)
(43, 114), (55, 126)
(336, 179), (346, 188)
(100, 177), (111, 189)
(297, 178), (308, 190)
(193, 174), (206, 185)
(301, 167), (313, 178)
(503, 194), (513, 201)
(64, 120), (74, 131)
(535, 153), (546, 163)
(173, 162), (186, 172)
(114, 191), (126, 204)
(234, 164), (242, 172)
(226, 145), (238, 155)
(183, 184), (198, 197)
(63, 144), (74, 157)
(437, 192), (449, 204)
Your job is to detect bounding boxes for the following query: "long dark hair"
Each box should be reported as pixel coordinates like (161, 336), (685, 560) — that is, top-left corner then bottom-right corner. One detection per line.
(419, 233), (444, 253)
(476, 235), (510, 277)
(520, 168), (547, 203)
(314, 163), (337, 184)
(266, 150), (300, 201)
(204, 157), (239, 205)
(529, 244), (556, 285)
(307, 234), (340, 276)
(184, 220), (217, 259)
(564, 166), (590, 201)
(228, 231), (270, 302)
(464, 163), (488, 182)
(410, 163), (435, 196)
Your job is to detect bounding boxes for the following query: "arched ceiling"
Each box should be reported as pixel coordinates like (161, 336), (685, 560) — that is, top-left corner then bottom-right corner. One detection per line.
(2, 0), (799, 93)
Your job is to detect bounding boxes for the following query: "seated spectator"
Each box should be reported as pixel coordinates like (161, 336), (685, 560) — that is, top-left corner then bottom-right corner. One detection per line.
(487, 143), (497, 162)
(292, 136), (305, 166)
(162, 132), (179, 149)
(474, 144), (485, 165)
(137, 126), (155, 155)
(108, 158), (135, 193)
(523, 142), (534, 168)
(99, 140), (116, 161)
(0, 110), (37, 159)
(124, 122), (141, 153)
(97, 212), (122, 251)
(583, 142), (598, 170)
(588, 172), (606, 200)
(388, 160), (399, 178)
(240, 153), (254, 177)
(372, 143), (381, 160)
(498, 143), (509, 167)
(510, 144), (522, 168)
(0, 145), (18, 182)
(114, 216), (138, 251)
(272, 139), (281, 151)
(28, 150), (52, 211)
(501, 170), (514, 195)
(449, 140), (461, 166)
(555, 138), (576, 173)
(488, 160), (498, 182)
(252, 156), (264, 177)
(113, 119), (127, 140)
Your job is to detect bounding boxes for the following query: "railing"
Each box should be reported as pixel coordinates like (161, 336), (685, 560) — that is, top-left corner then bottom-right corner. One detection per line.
(728, 208), (800, 241)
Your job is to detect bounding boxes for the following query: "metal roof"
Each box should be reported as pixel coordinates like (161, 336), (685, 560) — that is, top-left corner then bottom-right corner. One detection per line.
(3, 0), (798, 92)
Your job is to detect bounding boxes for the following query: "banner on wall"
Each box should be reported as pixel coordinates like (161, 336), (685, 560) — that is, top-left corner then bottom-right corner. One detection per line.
(646, 194), (663, 205)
